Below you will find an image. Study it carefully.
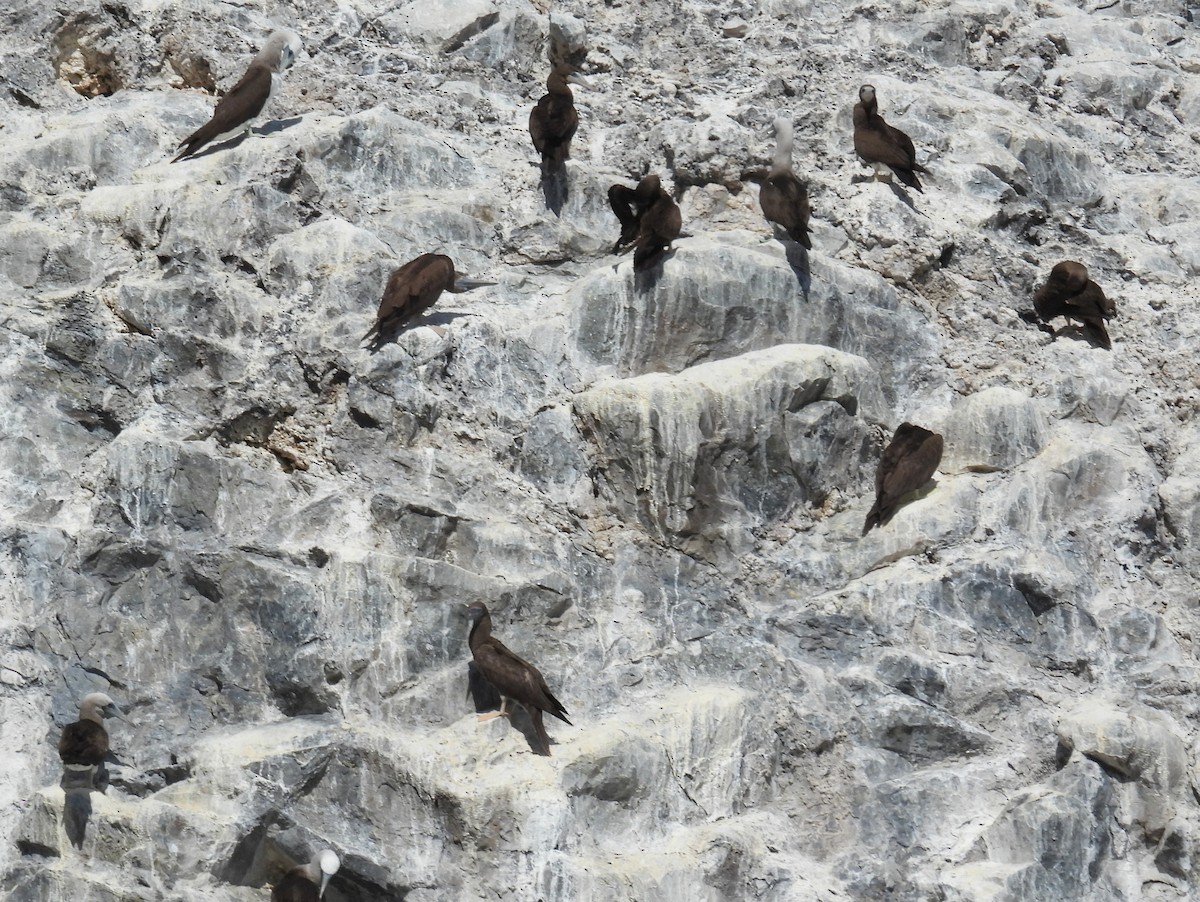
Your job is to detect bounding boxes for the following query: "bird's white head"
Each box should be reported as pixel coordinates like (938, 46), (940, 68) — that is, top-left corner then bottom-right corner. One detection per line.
(264, 30), (303, 72)
(859, 84), (876, 103)
(317, 849), (340, 898)
(79, 692), (125, 723)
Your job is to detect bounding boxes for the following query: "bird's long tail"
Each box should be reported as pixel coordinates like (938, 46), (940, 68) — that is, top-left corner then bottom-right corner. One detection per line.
(541, 157), (568, 216)
(530, 708), (552, 756)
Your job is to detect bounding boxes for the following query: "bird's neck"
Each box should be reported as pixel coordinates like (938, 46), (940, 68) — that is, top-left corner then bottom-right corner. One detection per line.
(468, 614), (493, 649)
(770, 125), (793, 176)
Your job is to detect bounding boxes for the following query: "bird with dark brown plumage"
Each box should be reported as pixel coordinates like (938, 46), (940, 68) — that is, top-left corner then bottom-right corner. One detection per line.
(466, 602), (571, 756)
(362, 253), (495, 351)
(608, 175), (682, 272)
(272, 849), (340, 902)
(863, 423), (944, 534)
(1030, 261), (1116, 350)
(759, 116), (812, 249)
(59, 692), (127, 848)
(853, 84), (927, 193)
(530, 61), (591, 214)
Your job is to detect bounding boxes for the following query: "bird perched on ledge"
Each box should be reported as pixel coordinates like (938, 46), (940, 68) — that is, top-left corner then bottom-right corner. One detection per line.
(362, 253), (496, 351)
(863, 423), (944, 534)
(530, 60), (592, 214)
(466, 601), (571, 756)
(1028, 260), (1116, 350)
(758, 115), (812, 249)
(59, 692), (127, 848)
(608, 174), (682, 272)
(272, 848), (340, 902)
(172, 30), (302, 163)
(853, 84), (927, 193)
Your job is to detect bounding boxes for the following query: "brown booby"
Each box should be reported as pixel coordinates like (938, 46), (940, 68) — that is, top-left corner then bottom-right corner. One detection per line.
(362, 253), (496, 351)
(1030, 261), (1115, 350)
(272, 849), (340, 902)
(466, 601), (571, 756)
(853, 85), (927, 193)
(759, 116), (812, 249)
(608, 175), (683, 272)
(863, 423), (944, 534)
(172, 30), (302, 163)
(59, 692), (126, 848)
(529, 61), (591, 214)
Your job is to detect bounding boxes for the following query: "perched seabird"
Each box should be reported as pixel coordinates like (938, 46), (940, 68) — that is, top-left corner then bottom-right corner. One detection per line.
(1030, 261), (1115, 350)
(529, 61), (591, 214)
(863, 423), (944, 534)
(853, 85), (927, 192)
(362, 253), (496, 351)
(59, 692), (126, 848)
(272, 849), (340, 902)
(759, 116), (812, 249)
(466, 601), (571, 756)
(172, 30), (302, 163)
(608, 175), (683, 272)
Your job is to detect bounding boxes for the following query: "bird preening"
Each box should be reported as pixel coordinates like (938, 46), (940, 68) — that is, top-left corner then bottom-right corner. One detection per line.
(529, 60), (591, 215)
(272, 848), (340, 902)
(853, 84), (927, 193)
(465, 601), (571, 756)
(1029, 261), (1116, 350)
(758, 116), (812, 249)
(608, 175), (683, 273)
(58, 692), (127, 849)
(362, 253), (496, 351)
(172, 30), (302, 163)
(863, 423), (944, 535)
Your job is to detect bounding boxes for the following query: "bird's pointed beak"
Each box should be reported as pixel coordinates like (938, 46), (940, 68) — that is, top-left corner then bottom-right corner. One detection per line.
(319, 872), (332, 898)
(104, 703), (131, 723)
(452, 277), (497, 292)
(567, 73), (594, 90)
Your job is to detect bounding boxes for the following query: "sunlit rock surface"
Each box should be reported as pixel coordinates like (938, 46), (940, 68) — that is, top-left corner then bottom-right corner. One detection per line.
(2, 0), (1200, 900)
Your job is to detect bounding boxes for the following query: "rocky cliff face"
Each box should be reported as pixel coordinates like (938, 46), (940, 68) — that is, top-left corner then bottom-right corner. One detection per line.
(2, 0), (1199, 899)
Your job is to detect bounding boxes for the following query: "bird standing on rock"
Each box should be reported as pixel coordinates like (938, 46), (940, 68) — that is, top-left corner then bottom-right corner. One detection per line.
(1029, 260), (1116, 350)
(172, 30), (303, 163)
(530, 60), (592, 214)
(758, 115), (812, 249)
(362, 253), (496, 351)
(863, 423), (944, 534)
(59, 692), (128, 848)
(608, 175), (683, 272)
(466, 601), (571, 756)
(853, 84), (927, 192)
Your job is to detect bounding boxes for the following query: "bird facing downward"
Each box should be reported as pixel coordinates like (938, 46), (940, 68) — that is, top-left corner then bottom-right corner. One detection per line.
(362, 253), (496, 351)
(853, 84), (927, 192)
(608, 175), (683, 272)
(863, 423), (944, 534)
(272, 848), (340, 902)
(1030, 261), (1116, 350)
(172, 30), (302, 163)
(466, 601), (571, 756)
(758, 115), (812, 249)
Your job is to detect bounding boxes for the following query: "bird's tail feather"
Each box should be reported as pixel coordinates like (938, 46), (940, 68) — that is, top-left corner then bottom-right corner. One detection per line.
(530, 708), (552, 756)
(62, 787), (92, 849)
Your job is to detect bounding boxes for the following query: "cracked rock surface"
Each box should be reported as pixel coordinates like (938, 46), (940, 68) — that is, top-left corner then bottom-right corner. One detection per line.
(2, 0), (1200, 900)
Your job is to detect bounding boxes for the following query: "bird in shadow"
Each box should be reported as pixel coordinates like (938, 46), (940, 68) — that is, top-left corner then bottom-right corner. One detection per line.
(863, 423), (944, 535)
(852, 84), (927, 195)
(609, 174), (682, 287)
(1023, 260), (1115, 349)
(59, 692), (129, 849)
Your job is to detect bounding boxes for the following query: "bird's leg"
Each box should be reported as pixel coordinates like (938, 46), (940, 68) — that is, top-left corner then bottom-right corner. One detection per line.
(477, 698), (510, 722)
(871, 162), (892, 183)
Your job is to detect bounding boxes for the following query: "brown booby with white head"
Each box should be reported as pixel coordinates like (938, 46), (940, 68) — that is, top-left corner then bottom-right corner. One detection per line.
(608, 175), (683, 272)
(172, 30), (302, 163)
(853, 85), (927, 193)
(530, 61), (591, 214)
(272, 848), (340, 902)
(466, 601), (571, 756)
(863, 423), (944, 534)
(59, 692), (127, 848)
(759, 116), (812, 249)
(1030, 261), (1115, 350)
(363, 253), (496, 351)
